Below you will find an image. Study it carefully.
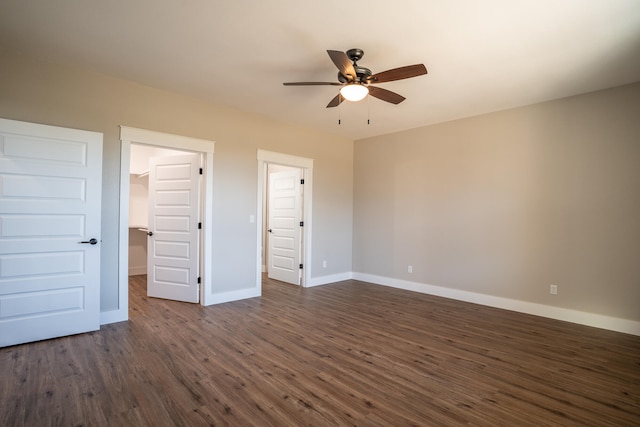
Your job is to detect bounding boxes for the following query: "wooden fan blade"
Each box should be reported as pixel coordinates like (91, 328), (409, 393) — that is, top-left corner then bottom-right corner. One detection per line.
(326, 93), (344, 108)
(327, 50), (357, 81)
(283, 82), (342, 86)
(368, 86), (406, 104)
(368, 64), (427, 84)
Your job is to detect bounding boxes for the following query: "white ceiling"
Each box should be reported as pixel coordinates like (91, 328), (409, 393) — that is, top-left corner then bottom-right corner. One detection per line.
(1, 0), (639, 140)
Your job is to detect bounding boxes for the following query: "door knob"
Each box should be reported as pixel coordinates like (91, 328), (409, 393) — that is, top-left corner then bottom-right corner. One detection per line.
(267, 229), (272, 233)
(79, 238), (98, 245)
(147, 231), (154, 236)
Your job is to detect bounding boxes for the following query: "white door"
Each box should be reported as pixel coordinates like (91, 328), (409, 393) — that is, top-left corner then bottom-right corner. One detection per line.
(0, 118), (102, 347)
(147, 154), (200, 303)
(268, 168), (302, 285)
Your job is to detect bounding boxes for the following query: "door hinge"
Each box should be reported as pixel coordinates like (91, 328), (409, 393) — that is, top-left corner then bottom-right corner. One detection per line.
(197, 277), (201, 284)
(199, 167), (203, 175)
(300, 178), (304, 184)
(299, 264), (303, 269)
(198, 222), (202, 229)
(300, 221), (304, 227)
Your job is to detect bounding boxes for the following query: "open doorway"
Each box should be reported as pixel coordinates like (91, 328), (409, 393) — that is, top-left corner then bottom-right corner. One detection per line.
(113, 126), (215, 324)
(257, 150), (313, 291)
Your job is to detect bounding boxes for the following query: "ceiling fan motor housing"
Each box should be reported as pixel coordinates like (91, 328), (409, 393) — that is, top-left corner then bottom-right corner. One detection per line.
(338, 66), (372, 83)
(336, 49), (371, 83)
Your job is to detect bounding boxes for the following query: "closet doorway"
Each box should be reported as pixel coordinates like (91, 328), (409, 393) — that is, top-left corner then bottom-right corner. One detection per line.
(115, 126), (215, 324)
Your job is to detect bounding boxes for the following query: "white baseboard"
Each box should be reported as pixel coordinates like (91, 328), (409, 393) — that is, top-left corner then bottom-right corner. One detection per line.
(103, 270), (640, 336)
(352, 272), (640, 336)
(128, 266), (146, 276)
(307, 272), (353, 287)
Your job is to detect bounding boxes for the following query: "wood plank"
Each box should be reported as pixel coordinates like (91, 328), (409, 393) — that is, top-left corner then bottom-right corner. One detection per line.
(1, 275), (638, 426)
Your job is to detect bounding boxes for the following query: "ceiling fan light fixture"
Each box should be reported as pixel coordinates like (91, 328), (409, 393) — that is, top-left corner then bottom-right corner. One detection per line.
(340, 83), (369, 102)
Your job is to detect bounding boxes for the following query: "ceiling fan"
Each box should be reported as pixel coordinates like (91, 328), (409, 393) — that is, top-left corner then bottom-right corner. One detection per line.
(283, 48), (427, 108)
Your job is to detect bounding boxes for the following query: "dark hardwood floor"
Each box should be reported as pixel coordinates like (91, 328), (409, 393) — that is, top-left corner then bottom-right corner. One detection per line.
(1, 275), (639, 426)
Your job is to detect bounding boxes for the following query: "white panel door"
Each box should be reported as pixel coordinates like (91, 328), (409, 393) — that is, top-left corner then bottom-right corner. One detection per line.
(268, 169), (302, 285)
(147, 154), (200, 303)
(0, 118), (102, 347)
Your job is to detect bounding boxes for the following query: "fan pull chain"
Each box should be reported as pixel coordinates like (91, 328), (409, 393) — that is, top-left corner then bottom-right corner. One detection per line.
(367, 93), (370, 125)
(338, 93), (342, 125)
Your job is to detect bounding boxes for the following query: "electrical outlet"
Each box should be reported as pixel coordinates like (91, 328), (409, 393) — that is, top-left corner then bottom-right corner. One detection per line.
(408, 265), (413, 273)
(550, 284), (558, 295)
(322, 260), (327, 268)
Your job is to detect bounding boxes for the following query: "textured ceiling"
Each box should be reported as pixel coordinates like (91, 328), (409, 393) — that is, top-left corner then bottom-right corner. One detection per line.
(1, 0), (639, 140)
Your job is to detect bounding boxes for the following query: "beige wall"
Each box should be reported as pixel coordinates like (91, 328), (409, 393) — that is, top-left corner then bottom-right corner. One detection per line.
(354, 82), (640, 321)
(0, 50), (354, 312)
(2, 47), (638, 325)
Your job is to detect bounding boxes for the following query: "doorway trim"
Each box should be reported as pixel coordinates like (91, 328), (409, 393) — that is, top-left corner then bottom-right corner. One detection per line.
(257, 149), (313, 289)
(113, 126), (215, 323)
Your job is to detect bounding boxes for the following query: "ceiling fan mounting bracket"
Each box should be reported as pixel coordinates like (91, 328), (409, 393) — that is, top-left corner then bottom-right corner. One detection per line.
(346, 48), (364, 63)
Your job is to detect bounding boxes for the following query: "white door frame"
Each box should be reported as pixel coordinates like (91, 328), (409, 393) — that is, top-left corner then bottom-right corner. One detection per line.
(112, 126), (215, 323)
(257, 149), (313, 289)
